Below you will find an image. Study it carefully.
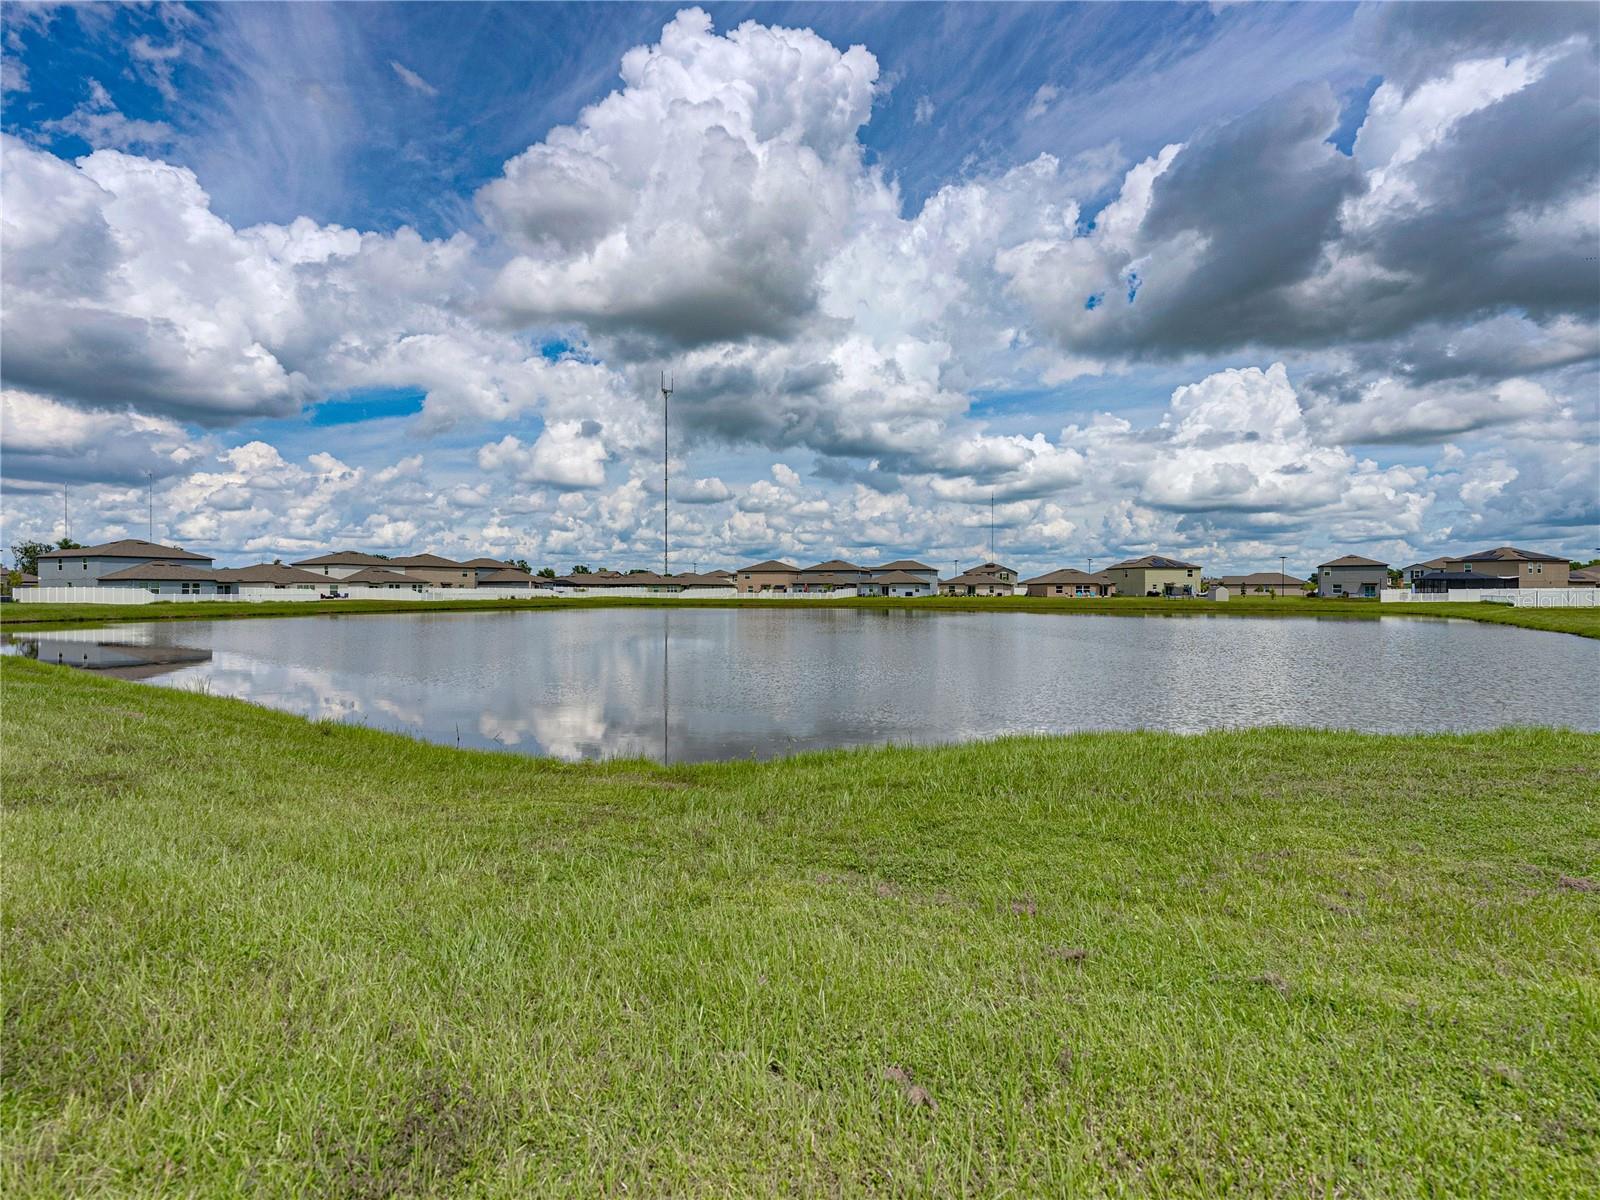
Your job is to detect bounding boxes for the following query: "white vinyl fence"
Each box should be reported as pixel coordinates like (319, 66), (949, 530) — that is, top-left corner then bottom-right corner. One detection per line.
(1381, 588), (1597, 607)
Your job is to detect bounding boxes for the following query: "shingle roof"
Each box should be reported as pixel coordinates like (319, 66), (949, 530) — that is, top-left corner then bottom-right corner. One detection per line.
(1319, 554), (1388, 568)
(941, 573), (1015, 588)
(290, 550), (390, 567)
(97, 562), (219, 582)
(339, 567), (433, 585)
(1219, 571), (1302, 587)
(801, 559), (864, 573)
(460, 557), (513, 568)
(388, 553), (463, 568)
(867, 571), (930, 585)
(39, 539), (212, 562)
(969, 562), (1016, 575)
(874, 559), (935, 572)
(1454, 546), (1568, 564)
(738, 560), (799, 573)
(476, 568), (536, 584)
(1022, 568), (1112, 586)
(1109, 555), (1200, 570)
(212, 563), (333, 585)
(1570, 565), (1600, 581)
(794, 573), (860, 587)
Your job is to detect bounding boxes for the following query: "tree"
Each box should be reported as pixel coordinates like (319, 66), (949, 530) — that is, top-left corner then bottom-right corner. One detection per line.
(508, 558), (531, 573)
(536, 567), (556, 579)
(571, 564), (592, 575)
(10, 540), (54, 577)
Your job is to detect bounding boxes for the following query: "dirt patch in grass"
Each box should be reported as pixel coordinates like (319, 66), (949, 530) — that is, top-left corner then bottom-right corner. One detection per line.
(316, 1079), (486, 1199)
(1556, 875), (1598, 893)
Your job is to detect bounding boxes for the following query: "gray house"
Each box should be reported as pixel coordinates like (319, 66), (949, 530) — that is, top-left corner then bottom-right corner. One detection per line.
(1317, 555), (1388, 598)
(36, 539), (214, 587)
(96, 563), (221, 595)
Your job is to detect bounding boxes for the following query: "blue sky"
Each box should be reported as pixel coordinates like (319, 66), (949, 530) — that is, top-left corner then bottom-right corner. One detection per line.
(2, 2), (1596, 571)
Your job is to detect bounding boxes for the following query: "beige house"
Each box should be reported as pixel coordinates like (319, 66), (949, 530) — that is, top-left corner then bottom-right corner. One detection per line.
(1570, 565), (1600, 588)
(212, 564), (330, 593)
(387, 553), (476, 588)
(1105, 555), (1203, 597)
(939, 571), (1015, 597)
(1317, 555), (1388, 598)
(339, 567), (431, 591)
(795, 560), (869, 591)
(734, 559), (800, 593)
(1443, 546), (1570, 588)
(1021, 568), (1114, 597)
(460, 557), (517, 583)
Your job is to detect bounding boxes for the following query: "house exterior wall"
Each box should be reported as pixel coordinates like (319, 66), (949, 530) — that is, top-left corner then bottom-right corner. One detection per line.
(1023, 581), (1112, 597)
(939, 580), (1014, 596)
(300, 563), (372, 579)
(860, 579), (935, 597)
(43, 554), (206, 585)
(1442, 559), (1570, 587)
(1318, 565), (1386, 597)
(735, 569), (798, 593)
(395, 565), (476, 588)
(1106, 566), (1199, 596)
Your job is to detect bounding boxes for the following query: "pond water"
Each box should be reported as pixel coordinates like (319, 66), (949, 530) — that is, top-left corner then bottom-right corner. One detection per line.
(7, 609), (1595, 762)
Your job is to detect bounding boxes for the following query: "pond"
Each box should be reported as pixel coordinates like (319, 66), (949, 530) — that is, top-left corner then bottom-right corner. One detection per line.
(7, 609), (1596, 762)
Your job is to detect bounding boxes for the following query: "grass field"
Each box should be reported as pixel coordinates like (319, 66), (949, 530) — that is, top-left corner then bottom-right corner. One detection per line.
(3, 655), (1598, 1196)
(4, 591), (1598, 639)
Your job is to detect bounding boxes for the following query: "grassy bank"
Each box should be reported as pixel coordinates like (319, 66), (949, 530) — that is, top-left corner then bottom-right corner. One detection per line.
(3, 657), (1598, 1196)
(4, 591), (1598, 638)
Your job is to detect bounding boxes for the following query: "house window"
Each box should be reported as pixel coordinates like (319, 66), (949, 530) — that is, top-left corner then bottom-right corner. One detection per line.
(181, 581), (203, 594)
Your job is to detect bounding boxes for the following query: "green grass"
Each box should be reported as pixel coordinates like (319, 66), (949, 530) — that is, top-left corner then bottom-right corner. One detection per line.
(3, 657), (1598, 1196)
(4, 591), (1598, 638)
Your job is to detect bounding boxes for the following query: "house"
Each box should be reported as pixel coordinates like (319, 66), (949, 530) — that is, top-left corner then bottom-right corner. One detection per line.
(1217, 571), (1303, 597)
(866, 559), (940, 589)
(857, 570), (936, 598)
(95, 563), (221, 595)
(1020, 568), (1115, 597)
(1403, 556), (1451, 586)
(338, 567), (432, 591)
(1570, 565), (1600, 589)
(37, 538), (214, 587)
(967, 562), (1018, 585)
(211, 564), (330, 593)
(734, 560), (800, 593)
(1443, 546), (1570, 588)
(795, 560), (869, 591)
(475, 568), (539, 589)
(1317, 555), (1388, 598)
(290, 550), (392, 578)
(387, 553), (476, 588)
(939, 572), (1016, 597)
(1411, 571), (1516, 595)
(1105, 555), (1203, 597)
(460, 557), (518, 583)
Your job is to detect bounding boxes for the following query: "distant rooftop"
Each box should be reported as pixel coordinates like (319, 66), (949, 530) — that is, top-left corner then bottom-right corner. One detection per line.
(40, 539), (211, 562)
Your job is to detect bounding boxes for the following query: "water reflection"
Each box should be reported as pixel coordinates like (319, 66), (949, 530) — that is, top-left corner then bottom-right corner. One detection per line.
(6, 609), (1596, 762)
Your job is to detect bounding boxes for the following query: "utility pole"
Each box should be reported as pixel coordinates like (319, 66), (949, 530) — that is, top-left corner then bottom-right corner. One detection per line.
(990, 490), (996, 561)
(146, 471), (155, 541)
(62, 484), (68, 542)
(660, 371), (673, 577)
(1088, 555), (1094, 575)
(1280, 554), (1287, 596)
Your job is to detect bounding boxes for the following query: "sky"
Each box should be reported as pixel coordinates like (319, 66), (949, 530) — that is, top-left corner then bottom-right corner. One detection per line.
(2, 1), (1597, 576)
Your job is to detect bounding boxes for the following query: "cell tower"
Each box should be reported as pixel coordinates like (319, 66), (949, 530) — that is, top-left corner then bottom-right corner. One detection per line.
(661, 370), (674, 577)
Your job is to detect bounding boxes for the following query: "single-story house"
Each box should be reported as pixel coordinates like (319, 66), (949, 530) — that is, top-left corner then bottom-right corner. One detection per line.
(460, 557), (518, 583)
(734, 560), (800, 593)
(290, 550), (392, 579)
(211, 563), (330, 593)
(1218, 571), (1304, 597)
(1443, 546), (1570, 588)
(857, 570), (936, 598)
(796, 560), (870, 590)
(386, 553), (476, 588)
(1104, 555), (1203, 597)
(475, 568), (540, 589)
(96, 562), (221, 595)
(1020, 568), (1115, 597)
(338, 567), (432, 591)
(1317, 555), (1388, 598)
(939, 572), (1015, 597)
(38, 538), (213, 586)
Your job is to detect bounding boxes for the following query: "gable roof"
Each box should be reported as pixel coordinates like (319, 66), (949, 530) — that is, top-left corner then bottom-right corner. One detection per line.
(737, 560), (799, 573)
(387, 553), (463, 568)
(212, 563), (333, 585)
(1110, 555), (1200, 570)
(801, 559), (864, 573)
(39, 539), (212, 562)
(340, 567), (432, 585)
(97, 562), (218, 582)
(941, 573), (1015, 588)
(1405, 556), (1452, 571)
(1319, 554), (1388, 568)
(968, 562), (1016, 575)
(290, 550), (390, 567)
(1453, 546), (1568, 564)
